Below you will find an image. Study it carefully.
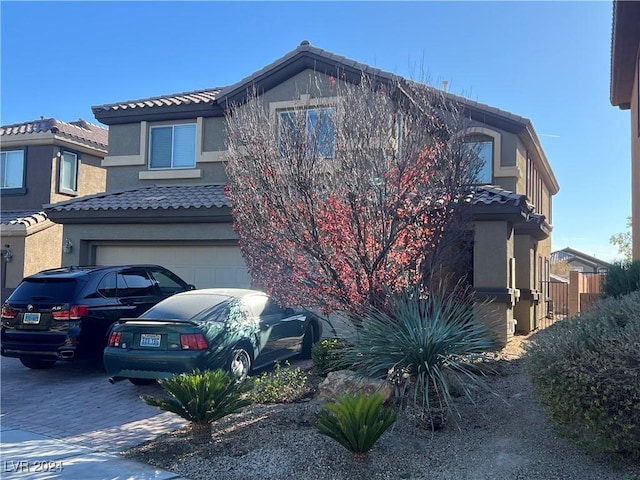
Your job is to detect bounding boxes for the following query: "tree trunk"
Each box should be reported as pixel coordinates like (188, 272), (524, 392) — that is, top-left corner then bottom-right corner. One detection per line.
(191, 422), (211, 444)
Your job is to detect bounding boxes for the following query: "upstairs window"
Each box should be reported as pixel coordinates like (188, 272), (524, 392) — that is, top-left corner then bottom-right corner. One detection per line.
(149, 124), (196, 169)
(278, 107), (336, 158)
(463, 136), (493, 184)
(59, 151), (79, 194)
(1, 150), (25, 191)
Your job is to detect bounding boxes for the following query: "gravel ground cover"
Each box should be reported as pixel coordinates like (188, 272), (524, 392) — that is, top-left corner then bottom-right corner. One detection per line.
(124, 335), (640, 480)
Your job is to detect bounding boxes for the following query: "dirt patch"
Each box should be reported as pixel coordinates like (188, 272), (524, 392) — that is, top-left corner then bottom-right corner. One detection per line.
(124, 335), (639, 480)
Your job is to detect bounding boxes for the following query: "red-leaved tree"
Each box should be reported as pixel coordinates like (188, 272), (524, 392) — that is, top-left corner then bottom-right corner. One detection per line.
(225, 75), (480, 313)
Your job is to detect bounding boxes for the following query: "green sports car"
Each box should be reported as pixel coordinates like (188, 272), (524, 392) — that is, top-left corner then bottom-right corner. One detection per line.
(104, 288), (322, 385)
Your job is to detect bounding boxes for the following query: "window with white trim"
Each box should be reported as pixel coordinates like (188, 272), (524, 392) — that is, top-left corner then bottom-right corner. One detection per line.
(278, 107), (336, 158)
(0, 150), (25, 190)
(149, 124), (196, 169)
(463, 135), (493, 184)
(59, 150), (79, 194)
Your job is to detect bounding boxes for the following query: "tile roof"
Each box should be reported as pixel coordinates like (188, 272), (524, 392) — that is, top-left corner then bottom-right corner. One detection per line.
(550, 247), (611, 268)
(90, 41), (532, 130)
(0, 210), (49, 227)
(92, 89), (223, 114)
(45, 183), (535, 217)
(0, 118), (108, 150)
(471, 185), (531, 209)
(217, 40), (398, 101)
(46, 184), (230, 213)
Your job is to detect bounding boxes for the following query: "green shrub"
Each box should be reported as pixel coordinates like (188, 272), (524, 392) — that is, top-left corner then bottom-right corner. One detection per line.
(311, 337), (352, 375)
(313, 393), (398, 459)
(141, 369), (251, 442)
(523, 291), (640, 461)
(602, 260), (640, 297)
(342, 282), (497, 429)
(250, 361), (315, 403)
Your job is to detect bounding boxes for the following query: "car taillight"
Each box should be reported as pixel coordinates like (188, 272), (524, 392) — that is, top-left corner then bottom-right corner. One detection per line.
(108, 332), (122, 347)
(180, 333), (208, 350)
(1, 305), (18, 319)
(52, 305), (90, 321)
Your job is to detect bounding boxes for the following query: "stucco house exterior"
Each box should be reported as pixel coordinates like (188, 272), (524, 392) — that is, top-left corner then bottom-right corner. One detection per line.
(0, 118), (108, 301)
(45, 42), (559, 344)
(610, 0), (640, 260)
(550, 247), (611, 274)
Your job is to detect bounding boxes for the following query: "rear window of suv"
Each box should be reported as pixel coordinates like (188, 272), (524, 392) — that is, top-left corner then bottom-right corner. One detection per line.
(8, 278), (78, 303)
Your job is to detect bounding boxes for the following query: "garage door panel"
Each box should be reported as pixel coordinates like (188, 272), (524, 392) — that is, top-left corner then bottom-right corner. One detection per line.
(95, 246), (250, 289)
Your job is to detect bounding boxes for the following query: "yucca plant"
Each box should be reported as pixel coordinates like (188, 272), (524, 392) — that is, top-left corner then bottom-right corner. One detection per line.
(313, 393), (398, 459)
(141, 369), (252, 443)
(343, 281), (498, 429)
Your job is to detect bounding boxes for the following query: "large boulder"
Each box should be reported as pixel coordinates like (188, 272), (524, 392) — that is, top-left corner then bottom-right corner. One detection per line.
(317, 370), (394, 402)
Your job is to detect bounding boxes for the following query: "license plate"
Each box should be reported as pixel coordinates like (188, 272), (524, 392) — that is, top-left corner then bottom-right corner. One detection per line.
(140, 334), (161, 348)
(23, 313), (41, 324)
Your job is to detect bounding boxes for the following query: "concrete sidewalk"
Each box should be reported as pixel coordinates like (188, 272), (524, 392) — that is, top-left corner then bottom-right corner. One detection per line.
(0, 427), (187, 480)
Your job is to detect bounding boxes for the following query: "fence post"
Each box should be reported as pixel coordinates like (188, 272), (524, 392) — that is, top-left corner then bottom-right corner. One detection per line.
(568, 270), (580, 317)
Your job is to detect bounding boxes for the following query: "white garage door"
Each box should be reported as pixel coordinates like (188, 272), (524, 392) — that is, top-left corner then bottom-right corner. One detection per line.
(95, 245), (251, 289)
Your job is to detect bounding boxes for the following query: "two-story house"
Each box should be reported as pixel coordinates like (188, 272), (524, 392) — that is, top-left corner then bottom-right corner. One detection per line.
(0, 118), (108, 300)
(45, 42), (559, 344)
(550, 247), (611, 274)
(610, 0), (640, 261)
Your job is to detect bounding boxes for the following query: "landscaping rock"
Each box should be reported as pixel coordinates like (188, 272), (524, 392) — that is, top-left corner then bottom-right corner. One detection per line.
(317, 370), (394, 402)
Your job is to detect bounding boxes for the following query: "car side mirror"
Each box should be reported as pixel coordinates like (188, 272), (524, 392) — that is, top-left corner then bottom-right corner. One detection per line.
(187, 284), (196, 291)
(284, 307), (295, 317)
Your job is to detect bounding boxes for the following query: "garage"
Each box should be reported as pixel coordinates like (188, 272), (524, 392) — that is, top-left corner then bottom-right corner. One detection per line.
(95, 244), (251, 289)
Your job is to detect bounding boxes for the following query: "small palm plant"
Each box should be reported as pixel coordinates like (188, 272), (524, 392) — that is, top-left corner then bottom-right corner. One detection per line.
(141, 369), (251, 443)
(313, 393), (398, 460)
(343, 281), (498, 429)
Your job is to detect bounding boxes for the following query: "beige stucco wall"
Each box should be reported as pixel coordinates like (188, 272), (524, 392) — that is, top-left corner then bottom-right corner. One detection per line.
(1, 233), (26, 290)
(23, 223), (62, 277)
(0, 222), (62, 290)
(513, 235), (536, 333)
(49, 150), (107, 204)
(473, 220), (515, 345)
(108, 123), (142, 157)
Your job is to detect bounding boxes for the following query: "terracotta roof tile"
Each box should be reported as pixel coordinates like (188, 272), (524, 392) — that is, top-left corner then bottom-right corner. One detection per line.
(46, 184), (229, 213)
(0, 210), (49, 227)
(0, 118), (108, 149)
(92, 88), (222, 114)
(471, 185), (529, 208)
(45, 183), (538, 219)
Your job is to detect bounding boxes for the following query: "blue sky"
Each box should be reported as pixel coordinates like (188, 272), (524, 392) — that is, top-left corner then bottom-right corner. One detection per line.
(1, 1), (631, 262)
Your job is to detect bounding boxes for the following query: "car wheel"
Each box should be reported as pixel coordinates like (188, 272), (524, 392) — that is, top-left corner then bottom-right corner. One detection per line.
(19, 358), (56, 370)
(128, 378), (156, 386)
(300, 324), (316, 359)
(229, 347), (252, 381)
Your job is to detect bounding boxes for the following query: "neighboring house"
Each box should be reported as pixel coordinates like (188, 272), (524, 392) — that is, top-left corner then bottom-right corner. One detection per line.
(0, 118), (108, 301)
(550, 247), (611, 274)
(610, 0), (640, 260)
(45, 42), (559, 345)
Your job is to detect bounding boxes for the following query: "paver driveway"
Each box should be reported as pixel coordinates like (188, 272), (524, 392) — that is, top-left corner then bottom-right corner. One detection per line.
(0, 357), (187, 453)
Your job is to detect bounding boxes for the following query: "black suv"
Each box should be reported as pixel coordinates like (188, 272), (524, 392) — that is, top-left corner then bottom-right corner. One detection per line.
(1, 265), (194, 369)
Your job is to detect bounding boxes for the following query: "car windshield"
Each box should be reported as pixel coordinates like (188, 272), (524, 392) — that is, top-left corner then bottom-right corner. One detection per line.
(139, 294), (233, 322)
(8, 278), (78, 303)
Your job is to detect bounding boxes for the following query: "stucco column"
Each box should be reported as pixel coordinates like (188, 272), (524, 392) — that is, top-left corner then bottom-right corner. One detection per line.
(513, 235), (536, 334)
(473, 220), (515, 346)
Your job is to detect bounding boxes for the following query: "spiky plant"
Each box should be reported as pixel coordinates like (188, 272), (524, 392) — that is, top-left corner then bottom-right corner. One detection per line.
(313, 393), (398, 459)
(141, 369), (252, 443)
(343, 282), (498, 429)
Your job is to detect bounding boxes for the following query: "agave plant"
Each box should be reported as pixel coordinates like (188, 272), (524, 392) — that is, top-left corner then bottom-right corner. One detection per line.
(313, 393), (398, 459)
(141, 369), (252, 443)
(343, 281), (498, 429)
